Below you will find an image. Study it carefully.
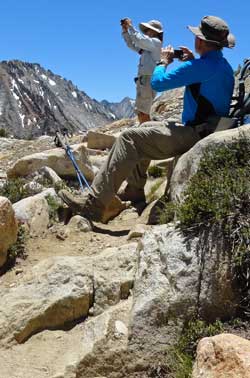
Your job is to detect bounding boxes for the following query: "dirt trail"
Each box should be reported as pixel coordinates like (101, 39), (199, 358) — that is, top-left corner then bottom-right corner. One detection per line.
(0, 131), (153, 378)
(0, 206), (143, 289)
(0, 205), (144, 378)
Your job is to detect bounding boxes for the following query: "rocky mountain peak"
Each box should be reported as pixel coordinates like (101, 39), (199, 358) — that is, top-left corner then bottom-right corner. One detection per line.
(101, 96), (135, 119)
(0, 60), (118, 139)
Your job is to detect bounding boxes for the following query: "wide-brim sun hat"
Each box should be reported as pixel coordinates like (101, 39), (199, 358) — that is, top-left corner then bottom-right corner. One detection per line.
(139, 20), (163, 34)
(188, 15), (235, 48)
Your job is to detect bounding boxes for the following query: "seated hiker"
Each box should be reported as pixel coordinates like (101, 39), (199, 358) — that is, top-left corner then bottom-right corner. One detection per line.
(121, 17), (163, 124)
(59, 15), (235, 224)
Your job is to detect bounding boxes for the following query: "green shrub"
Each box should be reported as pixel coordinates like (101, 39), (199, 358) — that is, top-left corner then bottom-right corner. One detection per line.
(0, 178), (29, 203)
(158, 201), (177, 224)
(148, 165), (164, 178)
(166, 319), (224, 378)
(178, 136), (250, 290)
(160, 136), (250, 227)
(46, 194), (60, 222)
(0, 128), (8, 138)
(156, 135), (250, 376)
(53, 180), (69, 193)
(7, 225), (27, 264)
(177, 319), (224, 357)
(176, 138), (250, 229)
(166, 349), (193, 378)
(160, 134), (250, 315)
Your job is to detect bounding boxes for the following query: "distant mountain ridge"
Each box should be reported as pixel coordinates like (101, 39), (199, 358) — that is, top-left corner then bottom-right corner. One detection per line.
(0, 60), (133, 139)
(101, 97), (135, 119)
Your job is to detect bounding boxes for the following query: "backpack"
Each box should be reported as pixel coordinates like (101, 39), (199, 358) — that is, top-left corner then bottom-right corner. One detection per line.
(230, 58), (250, 125)
(191, 60), (250, 137)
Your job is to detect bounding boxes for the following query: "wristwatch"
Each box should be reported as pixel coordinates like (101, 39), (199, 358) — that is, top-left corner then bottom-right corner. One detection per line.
(156, 60), (168, 66)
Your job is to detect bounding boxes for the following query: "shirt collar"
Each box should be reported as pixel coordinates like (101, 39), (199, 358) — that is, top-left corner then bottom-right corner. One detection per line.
(201, 50), (223, 59)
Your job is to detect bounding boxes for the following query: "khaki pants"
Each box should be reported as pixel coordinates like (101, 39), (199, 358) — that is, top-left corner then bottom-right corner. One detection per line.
(91, 121), (201, 205)
(135, 75), (156, 115)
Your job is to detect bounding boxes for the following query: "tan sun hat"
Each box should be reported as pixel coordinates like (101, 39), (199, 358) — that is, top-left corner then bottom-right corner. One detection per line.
(139, 20), (163, 34)
(188, 16), (235, 48)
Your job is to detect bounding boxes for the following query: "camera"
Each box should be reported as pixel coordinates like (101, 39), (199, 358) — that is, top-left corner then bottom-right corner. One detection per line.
(173, 49), (184, 59)
(120, 18), (128, 25)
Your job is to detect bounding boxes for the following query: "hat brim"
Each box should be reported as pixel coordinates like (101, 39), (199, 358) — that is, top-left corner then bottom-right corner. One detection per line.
(187, 25), (236, 48)
(139, 22), (162, 34)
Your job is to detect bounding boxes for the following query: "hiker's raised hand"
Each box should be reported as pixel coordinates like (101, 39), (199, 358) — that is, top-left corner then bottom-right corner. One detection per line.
(161, 45), (174, 65)
(179, 46), (195, 61)
(123, 18), (132, 29)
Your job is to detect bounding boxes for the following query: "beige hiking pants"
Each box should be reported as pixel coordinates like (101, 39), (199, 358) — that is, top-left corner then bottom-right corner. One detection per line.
(135, 75), (156, 115)
(91, 121), (201, 205)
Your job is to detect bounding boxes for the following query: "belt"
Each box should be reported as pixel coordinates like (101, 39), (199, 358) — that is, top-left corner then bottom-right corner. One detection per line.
(134, 75), (151, 84)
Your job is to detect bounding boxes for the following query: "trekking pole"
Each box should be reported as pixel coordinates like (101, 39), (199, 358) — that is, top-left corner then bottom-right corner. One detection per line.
(54, 131), (94, 194)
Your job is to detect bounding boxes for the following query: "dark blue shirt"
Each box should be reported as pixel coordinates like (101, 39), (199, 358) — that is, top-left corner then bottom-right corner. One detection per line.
(151, 50), (234, 125)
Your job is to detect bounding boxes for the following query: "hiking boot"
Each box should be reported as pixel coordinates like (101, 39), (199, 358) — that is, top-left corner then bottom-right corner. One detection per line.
(58, 190), (103, 222)
(118, 184), (146, 204)
(58, 190), (129, 224)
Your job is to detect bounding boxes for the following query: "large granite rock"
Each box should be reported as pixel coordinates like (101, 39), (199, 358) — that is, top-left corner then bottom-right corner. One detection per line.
(37, 166), (63, 186)
(66, 215), (92, 233)
(192, 333), (250, 378)
(0, 299), (132, 378)
(170, 124), (250, 202)
(87, 130), (116, 150)
(0, 256), (93, 347)
(13, 192), (50, 237)
(7, 143), (94, 180)
(129, 225), (238, 355)
(91, 243), (138, 315)
(150, 89), (183, 121)
(73, 299), (132, 378)
(0, 196), (18, 267)
(0, 243), (137, 347)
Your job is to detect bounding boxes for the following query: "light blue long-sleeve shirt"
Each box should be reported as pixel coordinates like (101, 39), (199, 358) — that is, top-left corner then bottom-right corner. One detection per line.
(122, 25), (162, 76)
(151, 50), (234, 125)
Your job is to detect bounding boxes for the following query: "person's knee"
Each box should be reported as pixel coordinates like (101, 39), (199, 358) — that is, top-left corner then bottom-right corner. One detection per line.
(139, 120), (158, 127)
(119, 128), (136, 140)
(117, 129), (140, 153)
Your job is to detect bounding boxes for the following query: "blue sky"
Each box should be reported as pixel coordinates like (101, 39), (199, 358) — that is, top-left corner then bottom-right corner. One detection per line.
(0, 0), (249, 102)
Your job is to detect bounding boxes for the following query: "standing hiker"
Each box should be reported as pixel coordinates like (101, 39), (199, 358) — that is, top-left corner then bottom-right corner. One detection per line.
(121, 18), (163, 124)
(59, 16), (235, 224)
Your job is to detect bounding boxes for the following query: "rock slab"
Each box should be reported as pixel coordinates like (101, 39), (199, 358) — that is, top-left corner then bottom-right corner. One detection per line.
(0, 196), (18, 267)
(192, 333), (250, 378)
(7, 143), (94, 180)
(87, 130), (116, 150)
(13, 193), (50, 237)
(0, 243), (138, 347)
(129, 225), (238, 354)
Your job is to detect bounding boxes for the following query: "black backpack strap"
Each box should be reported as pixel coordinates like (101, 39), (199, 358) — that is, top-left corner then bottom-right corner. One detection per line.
(188, 83), (217, 125)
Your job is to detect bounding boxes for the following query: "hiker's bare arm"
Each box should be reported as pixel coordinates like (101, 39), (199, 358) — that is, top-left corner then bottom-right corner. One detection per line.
(121, 18), (140, 53)
(179, 46), (195, 61)
(121, 18), (140, 52)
